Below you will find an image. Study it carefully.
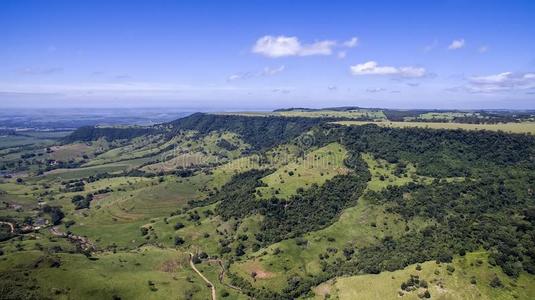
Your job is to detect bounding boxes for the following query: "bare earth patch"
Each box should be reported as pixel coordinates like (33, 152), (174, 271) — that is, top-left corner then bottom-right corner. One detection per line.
(158, 259), (182, 273)
(246, 261), (274, 279)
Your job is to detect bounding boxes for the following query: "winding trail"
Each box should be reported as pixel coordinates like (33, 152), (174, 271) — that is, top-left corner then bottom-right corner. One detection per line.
(49, 226), (95, 251)
(208, 259), (242, 291)
(0, 221), (15, 233)
(189, 252), (217, 300)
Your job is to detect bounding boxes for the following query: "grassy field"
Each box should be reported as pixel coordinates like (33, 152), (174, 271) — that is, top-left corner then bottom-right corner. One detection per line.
(256, 143), (349, 199)
(140, 131), (248, 173)
(0, 246), (211, 300)
(41, 157), (153, 181)
(334, 120), (535, 134)
(0, 135), (55, 149)
(314, 251), (535, 300)
(66, 175), (210, 248)
(215, 109), (386, 120)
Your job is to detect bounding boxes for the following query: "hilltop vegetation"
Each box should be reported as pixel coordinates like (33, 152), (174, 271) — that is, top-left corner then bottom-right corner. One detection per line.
(1, 110), (535, 299)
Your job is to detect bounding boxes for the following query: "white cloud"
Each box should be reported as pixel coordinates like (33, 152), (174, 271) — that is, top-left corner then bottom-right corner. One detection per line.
(460, 71), (535, 93)
(350, 61), (426, 78)
(337, 51), (347, 59)
(261, 65), (285, 76)
(478, 45), (489, 53)
(343, 37), (358, 48)
(299, 40), (336, 56)
(252, 35), (336, 57)
(252, 35), (358, 58)
(227, 74), (246, 81)
(448, 39), (465, 50)
(252, 36), (301, 57)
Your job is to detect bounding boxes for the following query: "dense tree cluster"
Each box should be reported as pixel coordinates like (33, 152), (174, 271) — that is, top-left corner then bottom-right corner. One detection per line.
(64, 126), (155, 142)
(338, 124), (535, 177)
(359, 177), (535, 277)
(216, 138), (239, 151)
(41, 205), (64, 225)
(168, 113), (327, 150)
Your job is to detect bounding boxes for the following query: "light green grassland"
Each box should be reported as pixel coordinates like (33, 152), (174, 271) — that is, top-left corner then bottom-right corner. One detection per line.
(256, 143), (349, 199)
(0, 246), (211, 300)
(207, 143), (302, 190)
(148, 203), (222, 253)
(83, 134), (165, 166)
(230, 153), (430, 292)
(48, 140), (109, 162)
(214, 109), (387, 120)
(40, 157), (154, 181)
(414, 112), (478, 121)
(141, 131), (249, 173)
(314, 251), (535, 300)
(66, 175), (210, 248)
(16, 130), (72, 139)
(0, 135), (55, 149)
(334, 121), (535, 134)
(0, 230), (77, 254)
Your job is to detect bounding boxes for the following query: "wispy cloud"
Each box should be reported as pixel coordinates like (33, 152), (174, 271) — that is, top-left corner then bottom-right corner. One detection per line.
(253, 35), (335, 57)
(114, 74), (132, 80)
(478, 45), (489, 53)
(343, 37), (358, 48)
(227, 65), (285, 81)
(272, 88), (291, 94)
(350, 61), (426, 78)
(366, 88), (387, 93)
(261, 65), (285, 76)
(18, 67), (63, 75)
(448, 39), (465, 50)
(450, 72), (535, 93)
(252, 35), (358, 58)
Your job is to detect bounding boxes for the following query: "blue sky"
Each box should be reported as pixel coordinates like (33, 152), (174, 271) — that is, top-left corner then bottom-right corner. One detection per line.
(1, 0), (534, 109)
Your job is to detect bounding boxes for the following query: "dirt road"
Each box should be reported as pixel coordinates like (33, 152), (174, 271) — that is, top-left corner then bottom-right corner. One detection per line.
(189, 252), (217, 300)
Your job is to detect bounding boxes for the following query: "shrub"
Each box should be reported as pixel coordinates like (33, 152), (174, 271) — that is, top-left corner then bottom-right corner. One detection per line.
(174, 236), (185, 246)
(490, 275), (503, 288)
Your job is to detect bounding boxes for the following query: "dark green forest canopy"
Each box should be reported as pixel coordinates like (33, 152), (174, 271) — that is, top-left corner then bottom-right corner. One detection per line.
(63, 125), (156, 142)
(336, 124), (535, 177)
(167, 113), (328, 150)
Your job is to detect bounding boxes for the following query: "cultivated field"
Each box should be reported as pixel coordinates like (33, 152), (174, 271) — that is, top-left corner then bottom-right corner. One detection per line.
(335, 120), (535, 134)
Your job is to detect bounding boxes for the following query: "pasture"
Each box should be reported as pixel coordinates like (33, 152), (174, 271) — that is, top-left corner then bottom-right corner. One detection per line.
(0, 246), (210, 300)
(315, 251), (535, 300)
(215, 109), (387, 120)
(335, 120), (535, 134)
(256, 143), (349, 199)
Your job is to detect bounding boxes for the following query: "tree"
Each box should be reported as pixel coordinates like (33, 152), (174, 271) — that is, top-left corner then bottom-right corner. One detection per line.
(140, 227), (149, 236)
(174, 236), (185, 246)
(490, 275), (503, 288)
